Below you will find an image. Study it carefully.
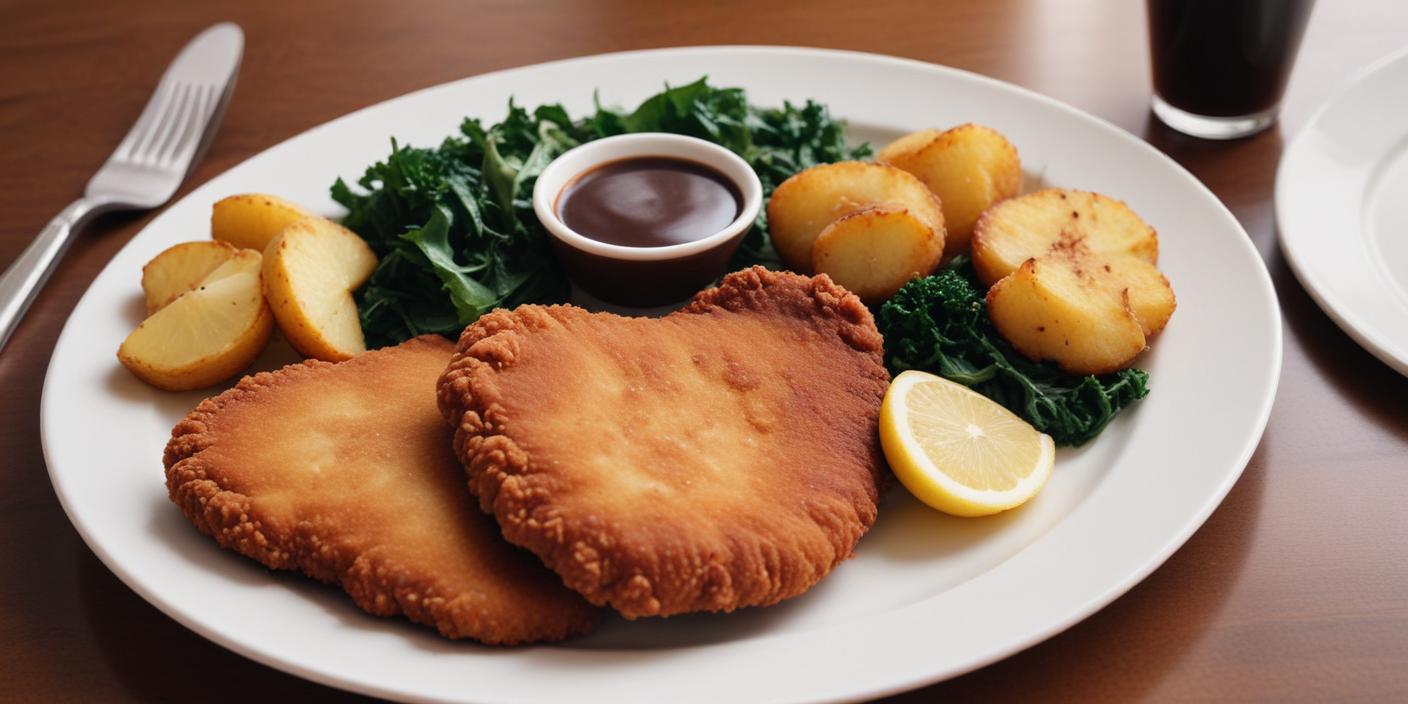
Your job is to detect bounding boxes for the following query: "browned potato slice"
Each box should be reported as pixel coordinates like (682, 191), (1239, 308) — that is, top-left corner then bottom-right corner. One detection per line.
(1084, 252), (1177, 337)
(212, 193), (315, 251)
(971, 189), (1158, 287)
(987, 256), (1147, 375)
(767, 161), (945, 274)
(262, 217), (377, 362)
(811, 207), (944, 304)
(880, 124), (1022, 259)
(141, 240), (241, 314)
(876, 128), (942, 164)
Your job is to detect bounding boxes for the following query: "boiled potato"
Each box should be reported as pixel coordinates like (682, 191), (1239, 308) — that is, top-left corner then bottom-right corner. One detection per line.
(767, 161), (944, 274)
(811, 207), (944, 304)
(971, 189), (1158, 286)
(986, 256), (1147, 375)
(119, 250), (272, 390)
(212, 193), (314, 251)
(141, 240), (241, 314)
(262, 217), (377, 362)
(880, 124), (1022, 259)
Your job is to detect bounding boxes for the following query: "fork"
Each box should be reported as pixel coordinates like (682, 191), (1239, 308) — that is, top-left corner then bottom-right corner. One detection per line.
(0, 22), (244, 352)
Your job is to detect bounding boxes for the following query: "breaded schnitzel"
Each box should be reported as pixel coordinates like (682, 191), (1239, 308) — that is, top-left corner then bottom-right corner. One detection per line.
(437, 267), (891, 618)
(164, 336), (600, 644)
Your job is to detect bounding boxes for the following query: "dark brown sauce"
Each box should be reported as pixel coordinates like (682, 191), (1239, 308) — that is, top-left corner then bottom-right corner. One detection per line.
(1148, 0), (1314, 117)
(556, 156), (742, 248)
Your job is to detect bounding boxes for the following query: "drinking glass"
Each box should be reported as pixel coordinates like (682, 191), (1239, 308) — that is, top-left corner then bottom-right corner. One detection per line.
(1147, 0), (1316, 139)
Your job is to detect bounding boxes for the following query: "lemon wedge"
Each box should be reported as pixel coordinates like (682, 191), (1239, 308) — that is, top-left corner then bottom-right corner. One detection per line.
(879, 370), (1055, 517)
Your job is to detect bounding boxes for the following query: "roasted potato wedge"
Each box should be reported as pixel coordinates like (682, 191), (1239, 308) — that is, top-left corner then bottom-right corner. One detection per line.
(811, 207), (944, 304)
(119, 249), (273, 390)
(141, 240), (241, 314)
(767, 161), (944, 274)
(212, 193), (315, 251)
(971, 189), (1158, 286)
(262, 217), (377, 362)
(987, 256), (1147, 375)
(880, 124), (1021, 259)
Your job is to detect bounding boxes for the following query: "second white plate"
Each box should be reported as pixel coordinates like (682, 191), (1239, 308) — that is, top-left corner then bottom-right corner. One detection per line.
(1278, 47), (1408, 376)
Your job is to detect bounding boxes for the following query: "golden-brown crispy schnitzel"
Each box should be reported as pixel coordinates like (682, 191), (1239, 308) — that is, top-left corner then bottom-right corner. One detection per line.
(437, 267), (891, 618)
(164, 336), (600, 644)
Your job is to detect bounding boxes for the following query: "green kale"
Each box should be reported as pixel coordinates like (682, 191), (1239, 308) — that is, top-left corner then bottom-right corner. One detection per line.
(332, 77), (868, 348)
(877, 258), (1149, 446)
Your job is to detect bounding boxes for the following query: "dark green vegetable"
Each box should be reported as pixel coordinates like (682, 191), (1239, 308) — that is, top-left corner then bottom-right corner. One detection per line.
(332, 77), (869, 347)
(877, 258), (1150, 446)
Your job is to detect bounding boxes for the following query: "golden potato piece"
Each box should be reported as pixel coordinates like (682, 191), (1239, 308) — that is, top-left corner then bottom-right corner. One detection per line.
(212, 193), (314, 251)
(876, 128), (942, 164)
(141, 240), (241, 314)
(1083, 252), (1177, 337)
(811, 207), (944, 304)
(971, 189), (1158, 287)
(880, 124), (1022, 259)
(119, 250), (273, 390)
(262, 217), (377, 362)
(987, 256), (1147, 376)
(767, 161), (944, 274)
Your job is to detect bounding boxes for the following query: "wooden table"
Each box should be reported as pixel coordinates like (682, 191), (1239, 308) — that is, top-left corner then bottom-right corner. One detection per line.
(3, 1), (1405, 701)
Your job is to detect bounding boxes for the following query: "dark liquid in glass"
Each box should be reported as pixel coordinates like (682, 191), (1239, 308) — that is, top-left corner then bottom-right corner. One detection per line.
(1148, 0), (1314, 117)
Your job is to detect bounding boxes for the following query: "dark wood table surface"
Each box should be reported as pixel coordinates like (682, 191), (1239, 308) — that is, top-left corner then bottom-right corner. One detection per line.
(3, 1), (1406, 701)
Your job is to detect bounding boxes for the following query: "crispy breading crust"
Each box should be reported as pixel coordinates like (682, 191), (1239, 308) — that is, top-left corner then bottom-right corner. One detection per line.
(164, 337), (600, 644)
(437, 267), (891, 618)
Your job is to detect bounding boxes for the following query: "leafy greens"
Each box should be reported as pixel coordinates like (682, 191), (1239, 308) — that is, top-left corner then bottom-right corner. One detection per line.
(877, 258), (1150, 446)
(332, 77), (869, 348)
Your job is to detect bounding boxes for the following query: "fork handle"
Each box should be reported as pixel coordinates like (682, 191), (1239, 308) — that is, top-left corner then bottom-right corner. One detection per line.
(0, 198), (105, 353)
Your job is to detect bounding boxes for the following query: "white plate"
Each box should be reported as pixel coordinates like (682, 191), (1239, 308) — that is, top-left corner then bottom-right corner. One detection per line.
(41, 47), (1281, 703)
(1277, 47), (1408, 376)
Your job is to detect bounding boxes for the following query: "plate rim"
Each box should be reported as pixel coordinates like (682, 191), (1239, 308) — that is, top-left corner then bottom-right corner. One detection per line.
(1275, 45), (1408, 377)
(40, 45), (1283, 703)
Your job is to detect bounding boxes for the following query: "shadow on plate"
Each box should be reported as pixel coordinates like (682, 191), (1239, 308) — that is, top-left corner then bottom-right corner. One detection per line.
(104, 363), (214, 420)
(119, 290), (145, 326)
(142, 491), (271, 588)
(104, 328), (307, 423)
(866, 486), (1028, 563)
(558, 574), (840, 652)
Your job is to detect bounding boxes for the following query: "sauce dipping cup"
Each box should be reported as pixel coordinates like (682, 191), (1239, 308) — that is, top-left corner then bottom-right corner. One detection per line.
(532, 133), (763, 307)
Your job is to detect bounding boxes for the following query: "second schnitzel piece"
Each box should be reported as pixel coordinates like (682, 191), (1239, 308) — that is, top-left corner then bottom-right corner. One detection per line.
(164, 336), (600, 644)
(438, 267), (891, 618)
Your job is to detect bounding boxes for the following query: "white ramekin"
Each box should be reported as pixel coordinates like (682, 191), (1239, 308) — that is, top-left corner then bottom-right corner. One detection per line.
(532, 133), (763, 306)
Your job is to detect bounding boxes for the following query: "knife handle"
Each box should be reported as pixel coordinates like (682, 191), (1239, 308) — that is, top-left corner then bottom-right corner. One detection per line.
(0, 198), (104, 353)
